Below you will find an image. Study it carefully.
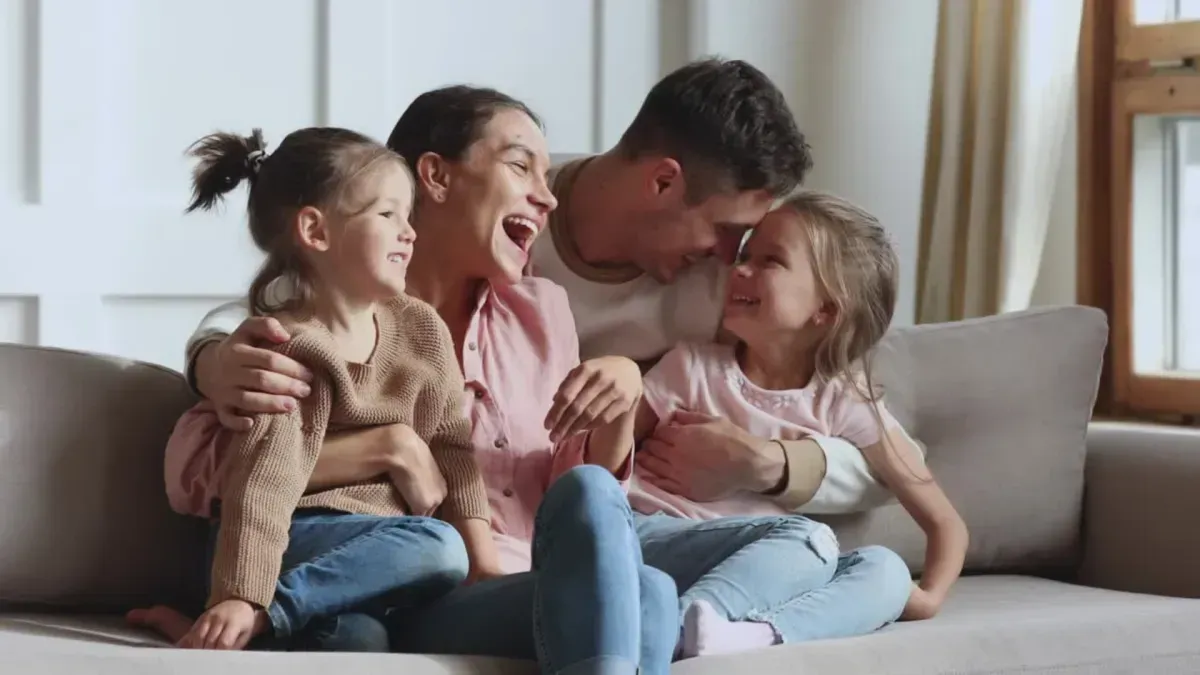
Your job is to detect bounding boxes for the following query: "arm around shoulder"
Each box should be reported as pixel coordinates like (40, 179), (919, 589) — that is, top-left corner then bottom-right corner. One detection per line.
(185, 299), (252, 392)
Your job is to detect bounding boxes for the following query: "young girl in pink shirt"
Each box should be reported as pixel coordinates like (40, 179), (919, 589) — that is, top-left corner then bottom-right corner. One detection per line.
(631, 190), (969, 656)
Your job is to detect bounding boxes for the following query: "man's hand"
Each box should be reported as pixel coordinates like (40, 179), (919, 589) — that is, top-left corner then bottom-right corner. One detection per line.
(380, 425), (448, 517)
(545, 356), (643, 442)
(177, 599), (266, 650)
(195, 317), (313, 431)
(900, 585), (942, 621)
(637, 410), (786, 502)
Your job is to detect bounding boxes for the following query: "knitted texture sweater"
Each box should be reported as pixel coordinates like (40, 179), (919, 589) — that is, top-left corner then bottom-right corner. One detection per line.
(207, 295), (489, 609)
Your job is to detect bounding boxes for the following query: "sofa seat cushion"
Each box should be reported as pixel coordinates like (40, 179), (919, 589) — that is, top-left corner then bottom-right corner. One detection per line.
(0, 613), (535, 674)
(675, 576), (1200, 675)
(5, 577), (1199, 674)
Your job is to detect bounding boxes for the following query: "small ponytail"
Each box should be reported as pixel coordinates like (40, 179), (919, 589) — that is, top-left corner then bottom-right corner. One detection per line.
(185, 128), (268, 213)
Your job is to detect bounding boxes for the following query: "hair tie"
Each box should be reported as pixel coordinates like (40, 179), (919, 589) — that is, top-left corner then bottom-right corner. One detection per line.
(246, 149), (267, 175)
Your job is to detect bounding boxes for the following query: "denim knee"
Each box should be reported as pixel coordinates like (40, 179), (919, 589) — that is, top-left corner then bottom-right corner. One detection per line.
(767, 515), (841, 569)
(539, 465), (630, 527)
(395, 518), (470, 591)
(854, 545), (913, 621)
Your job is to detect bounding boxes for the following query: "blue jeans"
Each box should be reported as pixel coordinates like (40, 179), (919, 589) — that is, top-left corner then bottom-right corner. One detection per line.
(387, 466), (679, 675)
(635, 513), (912, 643)
(206, 508), (468, 652)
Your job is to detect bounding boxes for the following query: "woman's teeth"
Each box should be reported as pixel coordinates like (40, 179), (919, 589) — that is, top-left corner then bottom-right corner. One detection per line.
(503, 216), (539, 252)
(731, 294), (759, 306)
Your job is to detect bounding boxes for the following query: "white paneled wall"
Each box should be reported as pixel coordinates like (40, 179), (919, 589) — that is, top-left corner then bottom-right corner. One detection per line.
(0, 0), (940, 372)
(0, 0), (666, 372)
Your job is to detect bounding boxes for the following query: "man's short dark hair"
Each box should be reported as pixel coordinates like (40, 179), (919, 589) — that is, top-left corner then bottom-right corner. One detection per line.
(617, 57), (812, 201)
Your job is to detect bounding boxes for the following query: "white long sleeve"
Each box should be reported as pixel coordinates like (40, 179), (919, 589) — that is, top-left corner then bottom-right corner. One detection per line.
(183, 299), (251, 388)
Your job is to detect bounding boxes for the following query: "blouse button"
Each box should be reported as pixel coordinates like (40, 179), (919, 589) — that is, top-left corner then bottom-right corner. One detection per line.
(468, 342), (478, 351)
(503, 488), (514, 497)
(494, 438), (507, 448)
(474, 388), (485, 400)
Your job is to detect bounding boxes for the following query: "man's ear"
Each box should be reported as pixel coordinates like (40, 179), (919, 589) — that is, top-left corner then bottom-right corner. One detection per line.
(294, 206), (329, 252)
(647, 157), (685, 199)
(415, 152), (451, 204)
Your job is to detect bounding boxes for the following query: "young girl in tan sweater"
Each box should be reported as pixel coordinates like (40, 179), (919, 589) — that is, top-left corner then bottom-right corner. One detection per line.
(133, 126), (498, 651)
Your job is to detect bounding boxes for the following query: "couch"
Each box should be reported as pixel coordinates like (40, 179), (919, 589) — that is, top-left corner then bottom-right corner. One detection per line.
(2, 305), (1199, 674)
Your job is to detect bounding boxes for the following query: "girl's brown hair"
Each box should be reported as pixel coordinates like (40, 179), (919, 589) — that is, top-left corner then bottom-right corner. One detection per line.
(185, 126), (407, 316)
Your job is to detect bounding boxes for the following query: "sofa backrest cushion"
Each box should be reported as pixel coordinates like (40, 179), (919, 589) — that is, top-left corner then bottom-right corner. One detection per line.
(0, 344), (206, 612)
(816, 305), (1107, 576)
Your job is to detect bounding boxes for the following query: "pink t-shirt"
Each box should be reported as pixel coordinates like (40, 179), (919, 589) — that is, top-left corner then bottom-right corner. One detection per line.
(165, 277), (630, 575)
(629, 342), (901, 521)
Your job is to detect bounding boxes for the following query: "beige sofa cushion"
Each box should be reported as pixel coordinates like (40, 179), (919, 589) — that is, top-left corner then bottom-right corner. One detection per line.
(4, 576), (1198, 674)
(819, 306), (1107, 575)
(0, 344), (204, 611)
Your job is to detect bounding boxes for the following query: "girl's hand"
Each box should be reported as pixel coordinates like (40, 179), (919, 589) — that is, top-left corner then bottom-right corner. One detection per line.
(900, 585), (942, 621)
(545, 356), (643, 442)
(177, 599), (266, 650)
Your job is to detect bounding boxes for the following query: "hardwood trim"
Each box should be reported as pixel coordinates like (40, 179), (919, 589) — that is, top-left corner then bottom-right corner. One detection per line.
(1114, 0), (1200, 62)
(1108, 67), (1200, 415)
(1078, 0), (1116, 413)
(1126, 374), (1200, 413)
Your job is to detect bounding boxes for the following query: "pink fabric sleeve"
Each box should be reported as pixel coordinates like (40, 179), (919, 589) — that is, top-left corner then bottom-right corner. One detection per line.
(831, 379), (903, 449)
(544, 287), (634, 488)
(640, 344), (695, 422)
(163, 400), (229, 519)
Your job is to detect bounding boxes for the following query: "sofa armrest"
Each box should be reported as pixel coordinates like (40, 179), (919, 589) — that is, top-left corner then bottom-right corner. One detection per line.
(1079, 420), (1200, 598)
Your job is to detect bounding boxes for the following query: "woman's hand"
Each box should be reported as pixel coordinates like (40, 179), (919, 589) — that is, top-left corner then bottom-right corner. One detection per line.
(545, 356), (643, 442)
(900, 585), (942, 621)
(381, 425), (448, 517)
(195, 317), (313, 431)
(309, 424), (448, 516)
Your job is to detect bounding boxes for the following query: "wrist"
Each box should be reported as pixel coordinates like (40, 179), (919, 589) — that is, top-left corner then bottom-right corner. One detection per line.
(192, 339), (222, 399)
(755, 439), (789, 495)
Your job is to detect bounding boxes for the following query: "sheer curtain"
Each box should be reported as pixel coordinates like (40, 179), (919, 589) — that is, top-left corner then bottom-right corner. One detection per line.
(916, 0), (1083, 323)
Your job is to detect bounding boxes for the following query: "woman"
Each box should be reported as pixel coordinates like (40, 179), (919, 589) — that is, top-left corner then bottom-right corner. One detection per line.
(153, 87), (678, 675)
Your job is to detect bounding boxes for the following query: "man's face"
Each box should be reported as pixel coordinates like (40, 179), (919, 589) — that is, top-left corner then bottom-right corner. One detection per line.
(633, 188), (774, 283)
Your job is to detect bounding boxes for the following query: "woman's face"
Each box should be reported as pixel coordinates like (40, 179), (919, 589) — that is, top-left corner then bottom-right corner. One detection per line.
(433, 108), (557, 285)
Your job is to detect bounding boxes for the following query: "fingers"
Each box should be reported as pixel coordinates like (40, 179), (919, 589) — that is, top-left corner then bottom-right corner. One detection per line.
(559, 387), (621, 440)
(549, 375), (609, 441)
(179, 616), (211, 649)
(544, 366), (591, 433)
(216, 406), (253, 432)
(668, 409), (717, 426)
(233, 316), (292, 346)
(634, 447), (673, 477)
(234, 344), (313, 385)
(234, 391), (298, 416)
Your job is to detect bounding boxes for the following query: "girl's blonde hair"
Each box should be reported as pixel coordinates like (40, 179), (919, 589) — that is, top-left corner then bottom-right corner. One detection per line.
(184, 127), (411, 316)
(778, 190), (905, 464)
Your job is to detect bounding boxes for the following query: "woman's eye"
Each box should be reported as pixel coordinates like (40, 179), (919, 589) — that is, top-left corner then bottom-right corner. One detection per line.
(510, 162), (529, 174)
(380, 211), (394, 219)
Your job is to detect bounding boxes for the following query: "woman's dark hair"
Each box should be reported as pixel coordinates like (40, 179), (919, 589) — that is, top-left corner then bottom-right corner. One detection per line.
(386, 85), (541, 169)
(185, 126), (405, 316)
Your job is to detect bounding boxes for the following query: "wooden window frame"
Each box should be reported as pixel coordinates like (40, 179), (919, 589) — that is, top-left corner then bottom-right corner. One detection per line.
(1080, 0), (1200, 417)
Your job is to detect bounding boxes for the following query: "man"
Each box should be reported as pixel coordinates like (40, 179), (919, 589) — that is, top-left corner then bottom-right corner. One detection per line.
(185, 58), (886, 519)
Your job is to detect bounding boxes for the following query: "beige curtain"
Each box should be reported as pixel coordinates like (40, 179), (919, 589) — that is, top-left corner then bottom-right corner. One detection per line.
(917, 0), (1083, 323)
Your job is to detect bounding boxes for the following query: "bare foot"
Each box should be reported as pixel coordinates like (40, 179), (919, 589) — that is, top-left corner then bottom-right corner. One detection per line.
(126, 605), (195, 644)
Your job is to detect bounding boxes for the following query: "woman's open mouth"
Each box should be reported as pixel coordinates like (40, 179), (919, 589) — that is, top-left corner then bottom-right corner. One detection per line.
(502, 216), (540, 253)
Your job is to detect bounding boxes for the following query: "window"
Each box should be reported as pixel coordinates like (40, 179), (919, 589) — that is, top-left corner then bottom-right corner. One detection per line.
(1080, 0), (1200, 415)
